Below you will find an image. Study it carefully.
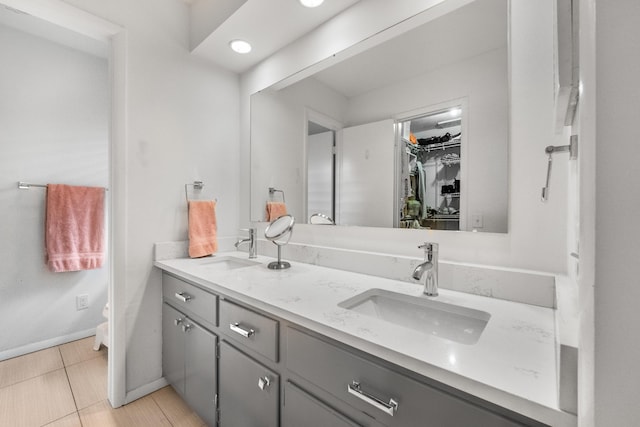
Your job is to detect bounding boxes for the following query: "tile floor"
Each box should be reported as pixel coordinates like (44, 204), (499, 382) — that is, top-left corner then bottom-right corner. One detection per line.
(0, 336), (205, 427)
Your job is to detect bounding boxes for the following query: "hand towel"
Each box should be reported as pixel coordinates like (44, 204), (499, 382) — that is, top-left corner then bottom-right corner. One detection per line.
(188, 200), (218, 258)
(266, 202), (287, 221)
(45, 184), (105, 272)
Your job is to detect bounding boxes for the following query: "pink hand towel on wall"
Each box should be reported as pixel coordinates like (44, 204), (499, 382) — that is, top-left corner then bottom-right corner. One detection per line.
(188, 200), (218, 258)
(266, 202), (287, 221)
(45, 184), (105, 273)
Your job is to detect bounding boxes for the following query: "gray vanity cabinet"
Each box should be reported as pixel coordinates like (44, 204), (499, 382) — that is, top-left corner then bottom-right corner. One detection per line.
(162, 303), (186, 394)
(219, 341), (280, 427)
(162, 302), (218, 426)
(286, 327), (541, 427)
(160, 271), (549, 427)
(283, 381), (362, 427)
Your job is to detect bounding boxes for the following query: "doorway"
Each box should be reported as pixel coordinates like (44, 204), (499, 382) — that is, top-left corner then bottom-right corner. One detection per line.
(0, 0), (127, 408)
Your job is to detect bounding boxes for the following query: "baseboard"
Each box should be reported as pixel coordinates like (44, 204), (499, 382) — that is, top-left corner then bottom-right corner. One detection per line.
(0, 328), (96, 361)
(125, 377), (169, 404)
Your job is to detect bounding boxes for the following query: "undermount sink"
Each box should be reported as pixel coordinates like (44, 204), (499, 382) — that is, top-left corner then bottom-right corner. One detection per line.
(197, 256), (260, 271)
(338, 289), (490, 345)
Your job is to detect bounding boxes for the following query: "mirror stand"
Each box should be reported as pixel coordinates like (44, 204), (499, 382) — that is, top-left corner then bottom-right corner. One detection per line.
(268, 245), (291, 270)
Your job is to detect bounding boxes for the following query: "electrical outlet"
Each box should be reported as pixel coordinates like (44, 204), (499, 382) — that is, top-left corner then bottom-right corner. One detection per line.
(472, 214), (484, 228)
(76, 294), (89, 310)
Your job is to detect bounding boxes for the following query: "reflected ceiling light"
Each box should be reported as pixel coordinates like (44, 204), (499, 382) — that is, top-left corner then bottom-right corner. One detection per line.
(437, 118), (461, 127)
(449, 107), (461, 117)
(299, 0), (324, 7)
(229, 39), (252, 54)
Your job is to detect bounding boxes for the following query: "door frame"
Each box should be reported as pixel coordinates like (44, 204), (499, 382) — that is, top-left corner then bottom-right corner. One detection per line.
(304, 108), (343, 224)
(3, 0), (128, 407)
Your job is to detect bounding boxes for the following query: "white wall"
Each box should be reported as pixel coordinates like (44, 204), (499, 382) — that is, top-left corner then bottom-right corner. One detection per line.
(0, 24), (109, 358)
(63, 0), (240, 394)
(589, 0), (640, 424)
(242, 0), (568, 274)
(250, 78), (348, 222)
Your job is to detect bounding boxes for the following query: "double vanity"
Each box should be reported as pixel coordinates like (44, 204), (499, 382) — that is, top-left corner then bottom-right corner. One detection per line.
(155, 248), (577, 427)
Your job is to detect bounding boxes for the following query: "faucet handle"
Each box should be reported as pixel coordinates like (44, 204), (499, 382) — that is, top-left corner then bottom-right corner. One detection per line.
(418, 242), (439, 252)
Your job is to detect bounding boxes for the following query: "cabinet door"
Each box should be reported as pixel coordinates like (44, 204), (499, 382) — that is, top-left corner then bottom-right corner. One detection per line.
(162, 303), (185, 395)
(219, 341), (279, 427)
(283, 381), (361, 427)
(184, 319), (218, 427)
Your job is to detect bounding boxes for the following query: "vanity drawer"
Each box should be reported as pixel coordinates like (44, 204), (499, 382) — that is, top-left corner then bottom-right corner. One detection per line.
(286, 328), (537, 427)
(219, 299), (279, 362)
(162, 273), (217, 329)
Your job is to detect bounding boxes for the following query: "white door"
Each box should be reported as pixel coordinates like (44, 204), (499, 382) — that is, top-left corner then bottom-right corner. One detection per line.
(337, 119), (395, 227)
(307, 131), (334, 221)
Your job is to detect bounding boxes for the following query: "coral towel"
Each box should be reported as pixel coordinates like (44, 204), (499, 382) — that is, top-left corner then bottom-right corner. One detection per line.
(266, 202), (287, 221)
(45, 184), (105, 272)
(188, 200), (218, 258)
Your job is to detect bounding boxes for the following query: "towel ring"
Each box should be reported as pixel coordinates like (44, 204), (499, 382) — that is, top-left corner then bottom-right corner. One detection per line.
(268, 187), (285, 203)
(185, 181), (207, 202)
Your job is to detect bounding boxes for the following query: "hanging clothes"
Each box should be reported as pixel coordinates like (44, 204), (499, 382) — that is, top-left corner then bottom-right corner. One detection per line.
(416, 162), (427, 220)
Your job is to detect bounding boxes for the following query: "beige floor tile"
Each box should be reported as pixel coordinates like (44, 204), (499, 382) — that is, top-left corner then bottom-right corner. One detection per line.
(0, 347), (64, 389)
(43, 412), (82, 427)
(66, 355), (108, 410)
(151, 386), (205, 427)
(0, 368), (76, 427)
(59, 336), (106, 367)
(79, 397), (172, 427)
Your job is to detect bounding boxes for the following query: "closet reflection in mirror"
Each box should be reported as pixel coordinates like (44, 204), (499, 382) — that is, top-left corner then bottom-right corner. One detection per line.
(250, 0), (508, 233)
(399, 107), (464, 231)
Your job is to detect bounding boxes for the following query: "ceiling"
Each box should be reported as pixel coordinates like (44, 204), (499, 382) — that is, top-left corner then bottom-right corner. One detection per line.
(0, 3), (107, 58)
(311, 0), (507, 98)
(190, 0), (361, 73)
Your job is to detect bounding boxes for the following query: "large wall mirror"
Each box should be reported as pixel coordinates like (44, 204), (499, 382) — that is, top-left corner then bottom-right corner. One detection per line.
(251, 0), (508, 233)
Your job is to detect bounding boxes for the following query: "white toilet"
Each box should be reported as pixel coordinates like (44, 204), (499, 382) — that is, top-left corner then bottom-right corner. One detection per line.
(93, 303), (109, 351)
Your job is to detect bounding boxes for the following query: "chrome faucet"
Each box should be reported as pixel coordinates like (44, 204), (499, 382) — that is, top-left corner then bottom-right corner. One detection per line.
(412, 242), (439, 297)
(235, 228), (257, 259)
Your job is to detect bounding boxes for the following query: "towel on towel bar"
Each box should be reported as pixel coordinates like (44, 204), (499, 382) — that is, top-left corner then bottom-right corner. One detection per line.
(45, 184), (105, 272)
(188, 200), (218, 258)
(266, 202), (287, 222)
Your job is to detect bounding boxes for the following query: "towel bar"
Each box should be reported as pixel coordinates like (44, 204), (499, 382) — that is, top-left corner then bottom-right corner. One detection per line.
(18, 182), (109, 191)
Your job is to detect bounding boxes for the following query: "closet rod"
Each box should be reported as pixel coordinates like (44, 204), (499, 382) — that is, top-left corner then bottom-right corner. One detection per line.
(17, 182), (109, 191)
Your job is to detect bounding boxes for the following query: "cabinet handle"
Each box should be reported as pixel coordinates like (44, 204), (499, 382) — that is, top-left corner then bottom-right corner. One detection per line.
(174, 292), (192, 302)
(174, 317), (184, 326)
(229, 322), (255, 338)
(258, 376), (271, 391)
(182, 323), (193, 333)
(347, 381), (398, 417)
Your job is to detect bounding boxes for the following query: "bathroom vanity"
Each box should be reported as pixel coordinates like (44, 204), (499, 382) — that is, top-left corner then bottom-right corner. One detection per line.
(155, 252), (576, 427)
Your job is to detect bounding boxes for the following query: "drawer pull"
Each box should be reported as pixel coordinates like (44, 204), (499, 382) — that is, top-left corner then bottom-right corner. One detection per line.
(230, 322), (255, 338)
(174, 292), (192, 302)
(347, 381), (398, 417)
(258, 376), (271, 391)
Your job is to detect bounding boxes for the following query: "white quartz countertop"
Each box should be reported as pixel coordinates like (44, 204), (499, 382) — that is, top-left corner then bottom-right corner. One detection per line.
(155, 252), (576, 427)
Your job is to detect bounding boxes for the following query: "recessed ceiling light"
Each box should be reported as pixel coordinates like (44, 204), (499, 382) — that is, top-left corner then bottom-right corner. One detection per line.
(299, 0), (324, 7)
(229, 39), (252, 54)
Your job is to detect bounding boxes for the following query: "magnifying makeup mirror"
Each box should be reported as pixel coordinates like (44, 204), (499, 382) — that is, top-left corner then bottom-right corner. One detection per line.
(264, 214), (295, 269)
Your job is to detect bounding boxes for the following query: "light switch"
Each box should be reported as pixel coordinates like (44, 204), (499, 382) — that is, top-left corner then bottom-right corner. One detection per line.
(472, 214), (483, 228)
